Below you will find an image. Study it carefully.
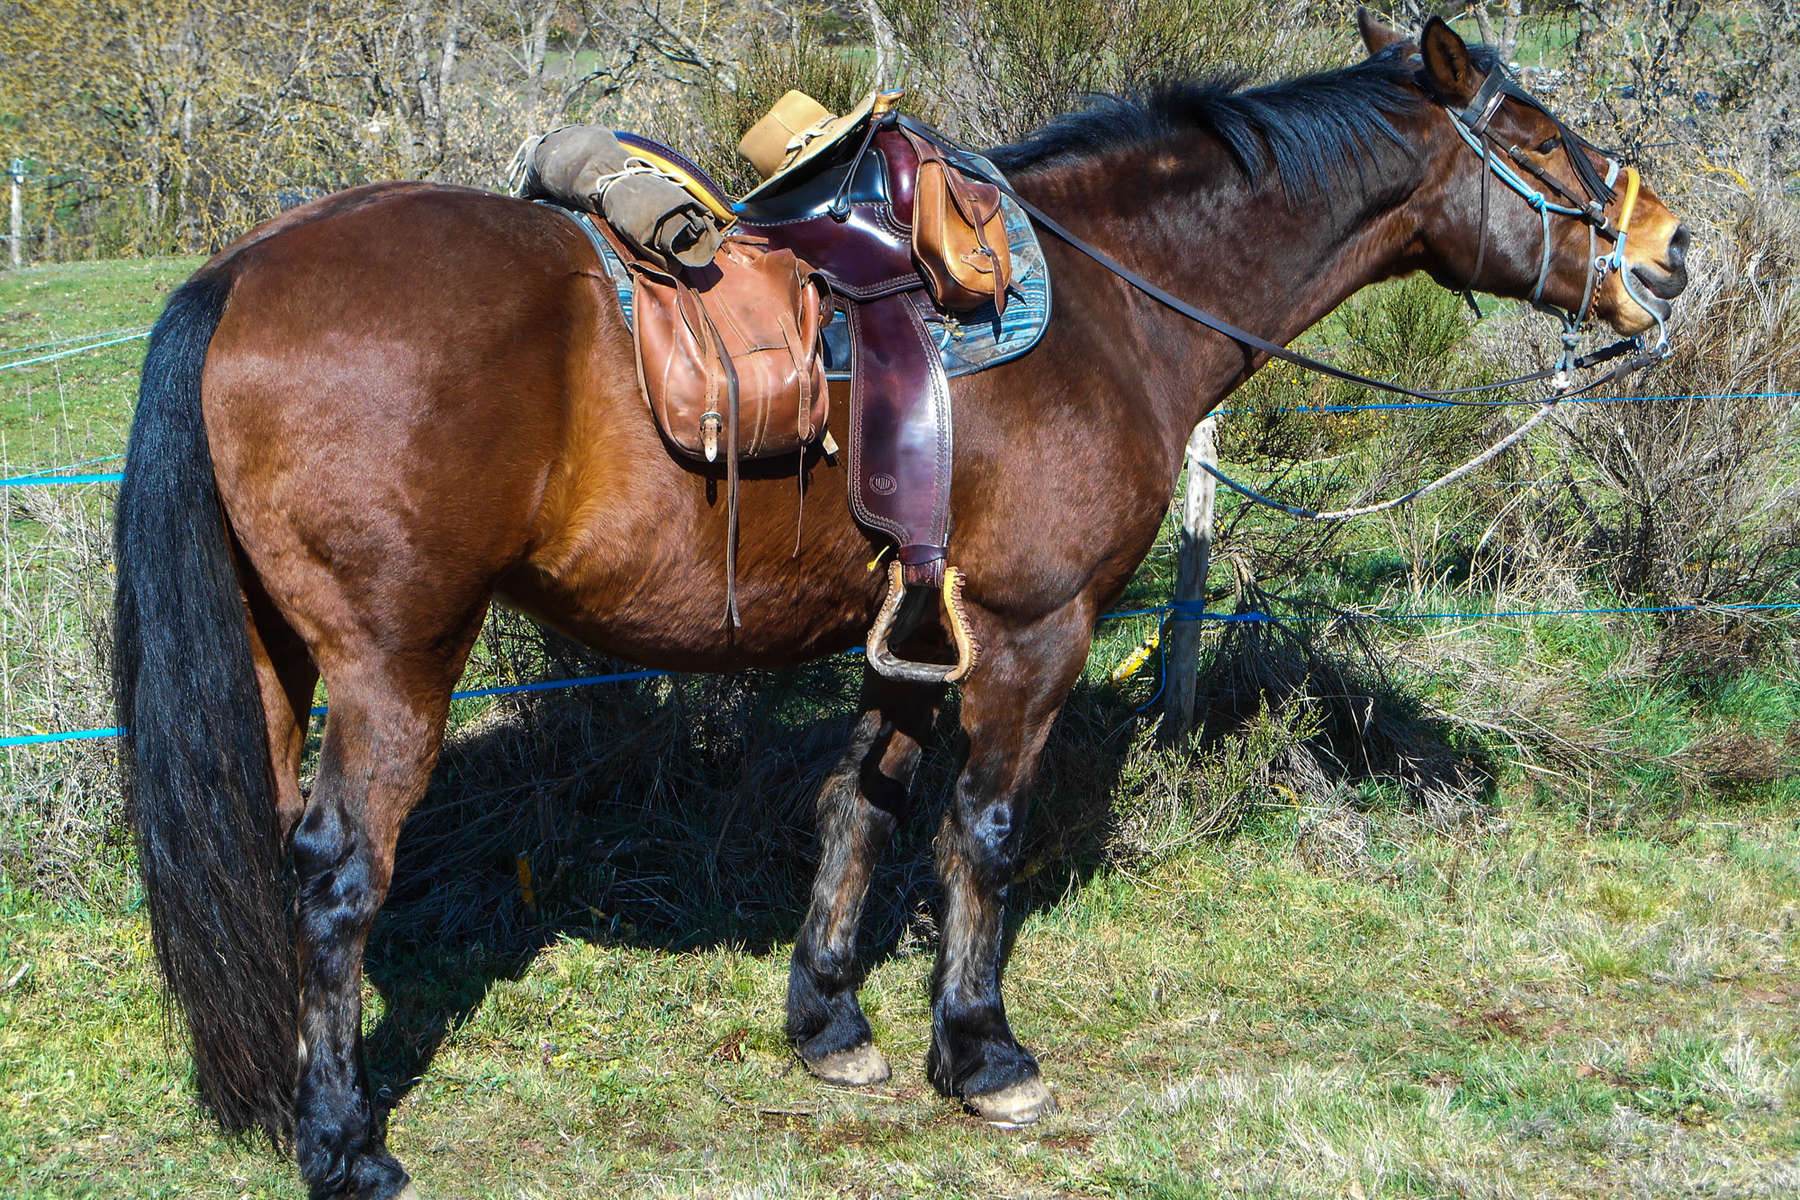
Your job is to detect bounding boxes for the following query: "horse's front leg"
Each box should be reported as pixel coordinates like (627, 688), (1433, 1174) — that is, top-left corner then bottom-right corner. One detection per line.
(927, 606), (1091, 1125)
(291, 666), (461, 1200)
(788, 673), (942, 1084)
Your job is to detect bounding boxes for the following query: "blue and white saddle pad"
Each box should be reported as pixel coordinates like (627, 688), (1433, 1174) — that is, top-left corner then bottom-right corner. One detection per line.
(545, 151), (1051, 381)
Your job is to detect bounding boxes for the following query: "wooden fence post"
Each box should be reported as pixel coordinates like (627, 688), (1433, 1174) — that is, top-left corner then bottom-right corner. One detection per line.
(1161, 415), (1217, 735)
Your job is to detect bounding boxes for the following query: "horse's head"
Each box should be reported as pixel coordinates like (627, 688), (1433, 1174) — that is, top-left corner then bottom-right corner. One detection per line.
(1360, 10), (1688, 338)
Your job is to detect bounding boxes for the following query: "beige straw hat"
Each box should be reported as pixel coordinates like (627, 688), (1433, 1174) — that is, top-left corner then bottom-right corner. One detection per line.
(737, 89), (895, 201)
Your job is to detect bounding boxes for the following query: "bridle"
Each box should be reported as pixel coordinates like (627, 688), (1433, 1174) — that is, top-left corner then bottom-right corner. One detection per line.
(1438, 64), (1669, 378)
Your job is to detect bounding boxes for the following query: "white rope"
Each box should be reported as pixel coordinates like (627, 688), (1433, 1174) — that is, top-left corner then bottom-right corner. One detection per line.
(1200, 397), (1564, 521)
(588, 157), (693, 207)
(505, 128), (557, 195)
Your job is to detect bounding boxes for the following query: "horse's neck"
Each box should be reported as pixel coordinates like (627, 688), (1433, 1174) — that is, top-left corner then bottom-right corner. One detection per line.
(1018, 137), (1423, 447)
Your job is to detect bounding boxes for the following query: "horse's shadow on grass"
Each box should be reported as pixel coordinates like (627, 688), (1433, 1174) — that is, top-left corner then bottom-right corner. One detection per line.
(359, 617), (1493, 1113)
(359, 651), (1134, 1111)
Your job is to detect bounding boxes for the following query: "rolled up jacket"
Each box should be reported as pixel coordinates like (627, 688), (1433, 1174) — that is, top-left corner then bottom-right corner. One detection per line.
(516, 125), (722, 270)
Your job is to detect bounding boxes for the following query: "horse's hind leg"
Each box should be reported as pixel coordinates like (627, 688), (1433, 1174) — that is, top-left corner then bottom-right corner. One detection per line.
(789, 674), (940, 1084)
(239, 559), (319, 838)
(290, 645), (475, 1200)
(928, 606), (1092, 1126)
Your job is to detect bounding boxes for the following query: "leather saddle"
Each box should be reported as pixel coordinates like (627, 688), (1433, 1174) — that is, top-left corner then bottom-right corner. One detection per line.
(568, 117), (1031, 684)
(735, 111), (998, 683)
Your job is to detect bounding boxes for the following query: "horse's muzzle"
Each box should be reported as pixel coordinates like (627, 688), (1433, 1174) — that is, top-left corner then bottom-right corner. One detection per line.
(1635, 223), (1690, 302)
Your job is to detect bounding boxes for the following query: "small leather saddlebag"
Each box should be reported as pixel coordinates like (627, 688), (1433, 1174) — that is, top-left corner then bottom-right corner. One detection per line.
(615, 229), (832, 463)
(900, 126), (1013, 316)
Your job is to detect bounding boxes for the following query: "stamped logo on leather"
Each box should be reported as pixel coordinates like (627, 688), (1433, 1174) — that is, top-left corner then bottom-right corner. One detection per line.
(869, 472), (898, 495)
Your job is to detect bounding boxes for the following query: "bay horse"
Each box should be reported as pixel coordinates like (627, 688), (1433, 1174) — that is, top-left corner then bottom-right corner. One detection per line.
(113, 13), (1686, 1198)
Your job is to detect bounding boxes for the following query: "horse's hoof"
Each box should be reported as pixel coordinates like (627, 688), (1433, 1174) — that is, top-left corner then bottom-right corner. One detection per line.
(967, 1075), (1057, 1127)
(802, 1042), (891, 1086)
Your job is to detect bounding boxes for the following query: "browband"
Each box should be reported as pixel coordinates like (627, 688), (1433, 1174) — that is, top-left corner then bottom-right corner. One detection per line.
(1440, 60), (1618, 208)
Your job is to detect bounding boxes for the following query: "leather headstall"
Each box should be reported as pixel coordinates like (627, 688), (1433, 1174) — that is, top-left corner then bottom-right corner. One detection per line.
(1429, 58), (1666, 371)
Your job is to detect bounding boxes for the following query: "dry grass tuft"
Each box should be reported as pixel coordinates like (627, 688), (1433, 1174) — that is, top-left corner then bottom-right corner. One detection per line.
(1678, 730), (1786, 794)
(1294, 801), (1373, 876)
(0, 483), (125, 908)
(1193, 607), (1492, 815)
(1111, 701), (1323, 865)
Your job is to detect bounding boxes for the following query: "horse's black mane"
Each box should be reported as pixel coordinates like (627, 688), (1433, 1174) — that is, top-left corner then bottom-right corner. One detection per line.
(989, 43), (1505, 200)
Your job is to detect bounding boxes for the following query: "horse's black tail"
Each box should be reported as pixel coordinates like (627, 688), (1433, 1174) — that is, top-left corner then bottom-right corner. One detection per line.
(113, 270), (297, 1143)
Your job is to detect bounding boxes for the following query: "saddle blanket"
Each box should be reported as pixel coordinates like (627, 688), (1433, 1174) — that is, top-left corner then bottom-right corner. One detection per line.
(549, 150), (1051, 382)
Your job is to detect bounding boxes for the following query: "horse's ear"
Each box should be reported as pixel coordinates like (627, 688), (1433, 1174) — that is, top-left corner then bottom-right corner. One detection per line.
(1356, 7), (1404, 54)
(1420, 16), (1476, 103)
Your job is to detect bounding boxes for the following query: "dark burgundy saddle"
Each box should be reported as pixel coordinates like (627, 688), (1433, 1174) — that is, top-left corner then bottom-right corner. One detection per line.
(594, 124), (1005, 683)
(736, 123), (955, 599)
(619, 127), (959, 595)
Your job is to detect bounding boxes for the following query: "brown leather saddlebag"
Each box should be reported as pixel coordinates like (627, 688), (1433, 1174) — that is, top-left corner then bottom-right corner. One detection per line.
(899, 126), (1013, 316)
(612, 228), (831, 463)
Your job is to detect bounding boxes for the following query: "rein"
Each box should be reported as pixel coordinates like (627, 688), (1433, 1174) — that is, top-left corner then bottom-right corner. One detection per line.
(911, 108), (1666, 412)
(899, 67), (1677, 522)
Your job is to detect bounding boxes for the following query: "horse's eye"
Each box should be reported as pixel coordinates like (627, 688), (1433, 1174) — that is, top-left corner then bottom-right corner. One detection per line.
(1535, 135), (1561, 154)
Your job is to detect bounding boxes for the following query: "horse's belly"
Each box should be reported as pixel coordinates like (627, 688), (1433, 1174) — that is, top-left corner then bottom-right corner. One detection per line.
(494, 553), (879, 671)
(497, 451), (888, 672)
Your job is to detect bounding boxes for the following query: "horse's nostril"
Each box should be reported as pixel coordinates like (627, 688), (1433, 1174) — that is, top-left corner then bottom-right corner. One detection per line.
(1668, 224), (1690, 269)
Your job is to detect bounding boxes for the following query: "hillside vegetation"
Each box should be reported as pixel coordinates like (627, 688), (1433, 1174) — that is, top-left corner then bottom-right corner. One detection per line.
(2, 1), (1798, 1196)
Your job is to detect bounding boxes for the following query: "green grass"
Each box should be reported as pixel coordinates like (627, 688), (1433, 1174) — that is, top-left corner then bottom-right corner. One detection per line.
(0, 258), (199, 471)
(2, 800), (1796, 1198)
(2, 238), (1798, 1198)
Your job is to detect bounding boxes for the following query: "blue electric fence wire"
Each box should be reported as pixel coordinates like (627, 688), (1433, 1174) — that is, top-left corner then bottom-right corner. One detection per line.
(1145, 599), (1800, 622)
(0, 453), (123, 483)
(0, 726), (123, 748)
(1, 668), (679, 749)
(0, 470), (123, 487)
(0, 326), (153, 358)
(0, 330), (152, 372)
(4, 393), (1796, 489)
(7, 599), (1795, 749)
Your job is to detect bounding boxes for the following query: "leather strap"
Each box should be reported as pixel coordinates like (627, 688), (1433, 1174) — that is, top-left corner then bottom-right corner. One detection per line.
(995, 179), (1574, 402)
(711, 311), (743, 628)
(584, 209), (747, 626)
(907, 117), (1656, 404)
(1459, 72), (1509, 132)
(847, 292), (953, 588)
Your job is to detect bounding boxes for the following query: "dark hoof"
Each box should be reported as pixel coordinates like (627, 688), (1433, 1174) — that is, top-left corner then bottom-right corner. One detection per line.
(302, 1143), (410, 1200)
(802, 1042), (892, 1086)
(965, 1075), (1057, 1127)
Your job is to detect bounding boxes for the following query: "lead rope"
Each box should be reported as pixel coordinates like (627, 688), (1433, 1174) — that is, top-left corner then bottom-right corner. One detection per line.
(1194, 343), (1649, 522)
(891, 113), (1668, 523)
(907, 115), (1648, 406)
(1198, 397), (1562, 520)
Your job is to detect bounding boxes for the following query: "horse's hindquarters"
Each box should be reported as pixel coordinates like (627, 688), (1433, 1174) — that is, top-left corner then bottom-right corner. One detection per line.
(190, 185), (645, 1197)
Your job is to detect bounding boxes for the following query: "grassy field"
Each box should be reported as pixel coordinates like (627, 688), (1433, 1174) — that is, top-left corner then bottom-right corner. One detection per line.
(3, 795), (1797, 1198)
(0, 258), (195, 471)
(2, 232), (1798, 1200)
